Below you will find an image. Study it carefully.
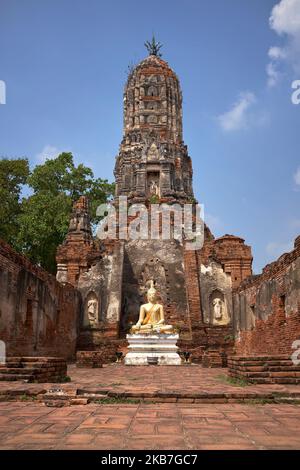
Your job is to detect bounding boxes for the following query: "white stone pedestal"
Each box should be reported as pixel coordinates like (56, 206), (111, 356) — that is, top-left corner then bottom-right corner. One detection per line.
(124, 333), (181, 366)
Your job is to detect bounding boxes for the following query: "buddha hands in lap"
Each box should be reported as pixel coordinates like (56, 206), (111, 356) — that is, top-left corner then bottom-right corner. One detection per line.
(131, 281), (174, 334)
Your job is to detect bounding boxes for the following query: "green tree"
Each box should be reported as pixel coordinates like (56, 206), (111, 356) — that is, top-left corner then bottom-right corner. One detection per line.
(0, 158), (29, 244)
(16, 152), (114, 273)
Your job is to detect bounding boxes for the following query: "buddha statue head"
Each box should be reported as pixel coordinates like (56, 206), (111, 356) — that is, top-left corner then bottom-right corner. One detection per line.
(146, 280), (158, 303)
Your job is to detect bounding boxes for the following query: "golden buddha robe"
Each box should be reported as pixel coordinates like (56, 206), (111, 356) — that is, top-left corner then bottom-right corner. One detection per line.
(131, 280), (174, 334)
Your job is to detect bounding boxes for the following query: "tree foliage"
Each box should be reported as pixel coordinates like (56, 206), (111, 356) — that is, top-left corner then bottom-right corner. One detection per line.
(0, 158), (29, 244)
(0, 153), (114, 273)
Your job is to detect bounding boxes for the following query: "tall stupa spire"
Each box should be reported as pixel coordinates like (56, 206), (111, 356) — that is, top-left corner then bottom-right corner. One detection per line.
(114, 47), (194, 204)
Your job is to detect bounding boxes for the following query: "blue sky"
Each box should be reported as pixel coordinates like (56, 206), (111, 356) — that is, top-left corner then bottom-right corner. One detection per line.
(0, 0), (299, 272)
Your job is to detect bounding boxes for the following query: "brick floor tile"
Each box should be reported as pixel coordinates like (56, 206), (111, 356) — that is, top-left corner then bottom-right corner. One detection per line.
(156, 424), (183, 434)
(128, 436), (186, 450)
(0, 382), (299, 450)
(63, 433), (95, 445)
(93, 435), (126, 449)
(130, 422), (156, 434)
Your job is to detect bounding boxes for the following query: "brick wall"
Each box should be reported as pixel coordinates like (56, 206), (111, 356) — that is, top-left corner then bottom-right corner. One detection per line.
(200, 234), (252, 289)
(234, 236), (300, 356)
(0, 239), (81, 360)
(56, 196), (98, 287)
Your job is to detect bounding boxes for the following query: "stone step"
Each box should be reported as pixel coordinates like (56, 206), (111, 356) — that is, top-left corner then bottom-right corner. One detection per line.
(41, 388), (300, 406)
(250, 378), (273, 384)
(0, 367), (39, 375)
(228, 365), (268, 371)
(6, 357), (65, 364)
(0, 357), (67, 383)
(228, 373), (273, 384)
(244, 371), (270, 378)
(227, 359), (293, 367)
(228, 355), (291, 361)
(270, 371), (300, 378)
(0, 362), (22, 368)
(272, 378), (300, 384)
(268, 365), (300, 371)
(229, 370), (300, 384)
(5, 357), (23, 363)
(19, 357), (65, 363)
(229, 362), (296, 368)
(0, 374), (34, 381)
(21, 363), (66, 371)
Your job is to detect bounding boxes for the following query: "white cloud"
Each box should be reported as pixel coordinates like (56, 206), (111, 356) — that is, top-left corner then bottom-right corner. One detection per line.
(270, 0), (300, 36)
(36, 145), (61, 163)
(266, 60), (281, 87)
(267, 0), (300, 86)
(266, 240), (293, 257)
(294, 166), (300, 185)
(269, 46), (287, 60)
(267, 46), (288, 86)
(217, 92), (256, 132)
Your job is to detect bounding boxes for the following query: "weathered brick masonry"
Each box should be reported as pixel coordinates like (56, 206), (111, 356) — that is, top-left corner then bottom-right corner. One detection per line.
(76, 351), (103, 368)
(0, 239), (80, 360)
(200, 234), (252, 289)
(0, 357), (67, 383)
(233, 236), (300, 356)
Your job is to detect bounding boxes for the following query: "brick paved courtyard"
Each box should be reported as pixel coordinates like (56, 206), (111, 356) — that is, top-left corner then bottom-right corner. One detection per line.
(0, 401), (300, 450)
(1, 365), (300, 449)
(1, 365), (300, 401)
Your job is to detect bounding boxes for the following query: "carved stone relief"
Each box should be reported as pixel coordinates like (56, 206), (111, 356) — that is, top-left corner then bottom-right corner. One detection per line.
(210, 290), (230, 325)
(84, 292), (99, 327)
(147, 172), (160, 197)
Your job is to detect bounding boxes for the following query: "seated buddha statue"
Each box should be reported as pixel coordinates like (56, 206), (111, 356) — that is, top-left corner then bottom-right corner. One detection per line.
(131, 281), (174, 334)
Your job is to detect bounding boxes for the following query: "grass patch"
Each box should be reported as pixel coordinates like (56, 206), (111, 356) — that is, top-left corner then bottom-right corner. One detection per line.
(239, 398), (300, 405)
(93, 397), (141, 405)
(217, 374), (252, 387)
(56, 375), (71, 383)
(19, 394), (38, 402)
(240, 398), (276, 405)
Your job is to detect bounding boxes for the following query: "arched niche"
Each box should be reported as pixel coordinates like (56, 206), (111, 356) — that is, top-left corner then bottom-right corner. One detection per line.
(84, 292), (99, 327)
(140, 258), (167, 304)
(147, 143), (159, 161)
(147, 171), (160, 197)
(209, 289), (230, 326)
(147, 85), (158, 96)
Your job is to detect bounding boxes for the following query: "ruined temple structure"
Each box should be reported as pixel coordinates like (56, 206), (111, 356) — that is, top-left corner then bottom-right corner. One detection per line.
(55, 43), (254, 364)
(1, 41), (299, 368)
